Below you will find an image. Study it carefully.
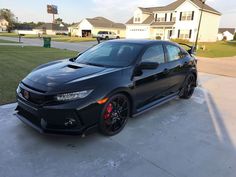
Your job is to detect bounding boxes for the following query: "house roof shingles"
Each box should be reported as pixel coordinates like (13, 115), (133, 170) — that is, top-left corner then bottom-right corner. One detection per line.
(86, 17), (125, 29)
(140, 0), (221, 15)
(218, 28), (236, 34)
(151, 21), (176, 26)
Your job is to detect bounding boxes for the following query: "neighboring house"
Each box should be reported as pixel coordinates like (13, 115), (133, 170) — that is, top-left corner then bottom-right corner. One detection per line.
(217, 28), (235, 41)
(0, 16), (9, 32)
(126, 0), (221, 42)
(68, 23), (80, 36)
(33, 23), (68, 35)
(68, 17), (126, 38)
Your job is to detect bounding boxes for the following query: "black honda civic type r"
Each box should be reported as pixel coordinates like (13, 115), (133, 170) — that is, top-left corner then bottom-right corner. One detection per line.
(15, 39), (197, 136)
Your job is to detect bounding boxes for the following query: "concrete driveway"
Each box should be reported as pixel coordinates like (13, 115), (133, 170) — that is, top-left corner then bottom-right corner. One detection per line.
(0, 72), (236, 177)
(0, 36), (97, 52)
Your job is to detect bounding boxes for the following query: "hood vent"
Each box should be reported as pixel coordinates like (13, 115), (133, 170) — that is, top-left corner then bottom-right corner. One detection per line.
(67, 64), (82, 69)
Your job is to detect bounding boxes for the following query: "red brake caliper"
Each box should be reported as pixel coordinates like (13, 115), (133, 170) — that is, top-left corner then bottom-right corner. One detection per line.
(104, 103), (113, 120)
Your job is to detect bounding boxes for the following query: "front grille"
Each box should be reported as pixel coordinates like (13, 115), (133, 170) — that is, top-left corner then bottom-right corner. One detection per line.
(19, 85), (53, 105)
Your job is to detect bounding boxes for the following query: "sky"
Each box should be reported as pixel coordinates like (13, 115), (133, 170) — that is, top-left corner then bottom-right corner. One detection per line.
(0, 0), (236, 27)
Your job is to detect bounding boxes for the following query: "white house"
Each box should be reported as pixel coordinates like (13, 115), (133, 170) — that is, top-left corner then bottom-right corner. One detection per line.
(68, 17), (126, 38)
(0, 16), (9, 32)
(217, 28), (235, 41)
(126, 0), (221, 42)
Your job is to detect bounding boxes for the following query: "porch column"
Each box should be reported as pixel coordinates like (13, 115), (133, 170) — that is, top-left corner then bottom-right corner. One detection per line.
(163, 27), (166, 40)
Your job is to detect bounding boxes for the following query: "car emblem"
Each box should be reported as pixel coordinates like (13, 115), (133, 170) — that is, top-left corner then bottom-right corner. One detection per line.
(23, 90), (30, 100)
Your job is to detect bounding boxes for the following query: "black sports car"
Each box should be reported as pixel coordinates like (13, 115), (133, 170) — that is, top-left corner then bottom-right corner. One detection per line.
(15, 39), (197, 136)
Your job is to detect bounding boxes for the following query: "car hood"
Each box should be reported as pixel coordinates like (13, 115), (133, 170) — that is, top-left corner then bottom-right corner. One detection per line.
(22, 61), (107, 91)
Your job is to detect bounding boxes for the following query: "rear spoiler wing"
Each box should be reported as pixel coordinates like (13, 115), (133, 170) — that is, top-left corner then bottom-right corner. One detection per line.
(178, 43), (196, 56)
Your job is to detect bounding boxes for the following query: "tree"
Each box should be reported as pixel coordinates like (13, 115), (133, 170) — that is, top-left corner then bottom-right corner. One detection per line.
(55, 18), (63, 24)
(0, 8), (16, 32)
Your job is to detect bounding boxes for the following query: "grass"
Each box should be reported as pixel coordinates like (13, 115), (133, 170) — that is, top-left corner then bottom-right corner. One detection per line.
(175, 40), (236, 58)
(0, 39), (19, 43)
(196, 41), (236, 58)
(0, 45), (77, 105)
(52, 37), (96, 42)
(0, 32), (18, 37)
(0, 32), (96, 42)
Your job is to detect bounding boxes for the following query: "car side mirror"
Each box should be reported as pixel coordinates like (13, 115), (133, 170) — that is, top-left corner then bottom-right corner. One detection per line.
(139, 62), (159, 70)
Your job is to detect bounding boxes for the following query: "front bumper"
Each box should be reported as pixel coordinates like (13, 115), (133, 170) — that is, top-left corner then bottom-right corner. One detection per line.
(15, 97), (102, 135)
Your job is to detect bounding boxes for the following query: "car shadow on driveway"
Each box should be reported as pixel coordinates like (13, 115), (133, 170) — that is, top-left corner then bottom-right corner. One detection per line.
(0, 86), (235, 177)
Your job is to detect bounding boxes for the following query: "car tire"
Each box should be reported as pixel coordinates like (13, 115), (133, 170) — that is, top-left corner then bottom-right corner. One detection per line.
(105, 36), (109, 40)
(116, 36), (120, 39)
(99, 94), (130, 136)
(179, 74), (196, 99)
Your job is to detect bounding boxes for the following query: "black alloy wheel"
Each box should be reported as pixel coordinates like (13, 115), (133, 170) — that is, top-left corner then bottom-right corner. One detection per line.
(179, 74), (196, 99)
(99, 94), (130, 136)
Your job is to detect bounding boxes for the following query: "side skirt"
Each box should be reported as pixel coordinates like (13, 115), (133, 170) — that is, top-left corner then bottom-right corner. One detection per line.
(132, 92), (179, 117)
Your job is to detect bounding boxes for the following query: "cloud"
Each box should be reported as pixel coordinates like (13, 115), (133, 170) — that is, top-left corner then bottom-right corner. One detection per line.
(91, 0), (164, 23)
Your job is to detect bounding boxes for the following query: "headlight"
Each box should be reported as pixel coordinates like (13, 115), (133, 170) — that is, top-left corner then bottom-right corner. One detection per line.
(56, 90), (93, 101)
(16, 86), (21, 95)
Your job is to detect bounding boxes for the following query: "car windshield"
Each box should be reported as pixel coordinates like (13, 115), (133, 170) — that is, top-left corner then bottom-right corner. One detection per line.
(75, 42), (142, 67)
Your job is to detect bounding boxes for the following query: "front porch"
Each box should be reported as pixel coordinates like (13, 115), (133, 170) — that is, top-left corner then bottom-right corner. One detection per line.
(150, 26), (175, 40)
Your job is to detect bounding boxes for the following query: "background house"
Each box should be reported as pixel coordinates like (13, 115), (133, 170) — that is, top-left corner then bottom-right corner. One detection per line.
(0, 16), (9, 32)
(69, 17), (126, 38)
(68, 23), (80, 36)
(217, 28), (235, 41)
(126, 0), (221, 42)
(33, 23), (68, 35)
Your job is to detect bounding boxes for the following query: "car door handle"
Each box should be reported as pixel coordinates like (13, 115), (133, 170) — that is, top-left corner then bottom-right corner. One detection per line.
(163, 68), (170, 74)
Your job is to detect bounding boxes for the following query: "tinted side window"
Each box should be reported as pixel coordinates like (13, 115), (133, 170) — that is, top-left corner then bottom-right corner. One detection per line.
(141, 45), (165, 64)
(166, 45), (181, 61)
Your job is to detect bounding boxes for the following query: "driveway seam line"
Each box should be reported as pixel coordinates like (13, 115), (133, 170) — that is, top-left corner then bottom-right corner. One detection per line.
(109, 137), (178, 177)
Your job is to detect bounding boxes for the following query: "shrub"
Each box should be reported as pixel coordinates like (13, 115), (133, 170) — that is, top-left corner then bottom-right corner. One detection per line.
(170, 38), (190, 44)
(222, 36), (227, 41)
(234, 33), (236, 41)
(156, 36), (161, 40)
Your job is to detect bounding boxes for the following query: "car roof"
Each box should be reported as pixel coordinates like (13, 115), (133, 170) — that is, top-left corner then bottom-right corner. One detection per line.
(106, 39), (178, 46)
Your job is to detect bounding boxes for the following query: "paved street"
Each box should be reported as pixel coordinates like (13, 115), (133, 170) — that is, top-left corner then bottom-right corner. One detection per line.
(198, 57), (236, 77)
(0, 36), (97, 52)
(0, 73), (236, 177)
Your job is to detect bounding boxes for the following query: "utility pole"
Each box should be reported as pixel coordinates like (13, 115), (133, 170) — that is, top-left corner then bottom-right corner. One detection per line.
(53, 14), (55, 23)
(194, 0), (206, 51)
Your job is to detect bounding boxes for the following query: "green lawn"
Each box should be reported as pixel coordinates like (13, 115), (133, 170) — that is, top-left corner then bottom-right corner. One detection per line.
(52, 37), (96, 42)
(0, 32), (96, 42)
(0, 32), (19, 37)
(0, 46), (77, 105)
(0, 39), (19, 43)
(196, 41), (236, 58)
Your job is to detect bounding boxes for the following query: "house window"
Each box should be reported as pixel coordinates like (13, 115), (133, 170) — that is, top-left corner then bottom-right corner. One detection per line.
(156, 17), (165, 22)
(134, 17), (141, 22)
(155, 14), (158, 21)
(178, 30), (191, 39)
(180, 11), (193, 21)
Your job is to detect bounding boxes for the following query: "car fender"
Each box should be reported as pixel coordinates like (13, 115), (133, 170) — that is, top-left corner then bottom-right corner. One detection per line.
(103, 86), (135, 115)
